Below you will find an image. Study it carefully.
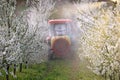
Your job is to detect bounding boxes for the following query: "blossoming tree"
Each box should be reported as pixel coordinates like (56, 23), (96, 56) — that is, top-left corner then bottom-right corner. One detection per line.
(0, 0), (55, 80)
(76, 1), (120, 80)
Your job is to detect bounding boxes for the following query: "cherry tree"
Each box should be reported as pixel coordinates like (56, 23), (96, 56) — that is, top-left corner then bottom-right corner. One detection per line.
(76, 1), (120, 80)
(0, 0), (55, 80)
(22, 0), (55, 64)
(0, 0), (29, 79)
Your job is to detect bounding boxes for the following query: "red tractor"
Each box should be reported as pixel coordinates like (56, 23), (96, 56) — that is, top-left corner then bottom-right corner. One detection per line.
(46, 19), (76, 59)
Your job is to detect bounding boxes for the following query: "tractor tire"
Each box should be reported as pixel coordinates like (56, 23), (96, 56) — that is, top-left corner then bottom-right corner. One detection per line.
(48, 49), (55, 60)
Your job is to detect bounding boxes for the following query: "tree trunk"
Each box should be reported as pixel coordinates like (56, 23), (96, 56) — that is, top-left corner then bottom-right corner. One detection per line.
(113, 72), (115, 80)
(104, 71), (107, 80)
(19, 63), (22, 72)
(109, 74), (113, 80)
(13, 64), (16, 75)
(6, 64), (10, 80)
(119, 72), (120, 80)
(25, 61), (28, 69)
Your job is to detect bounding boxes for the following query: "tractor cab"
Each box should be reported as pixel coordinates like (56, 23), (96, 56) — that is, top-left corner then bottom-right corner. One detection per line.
(48, 19), (72, 37)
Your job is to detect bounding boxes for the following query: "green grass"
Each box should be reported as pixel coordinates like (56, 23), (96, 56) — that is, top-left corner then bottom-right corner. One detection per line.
(0, 59), (105, 80)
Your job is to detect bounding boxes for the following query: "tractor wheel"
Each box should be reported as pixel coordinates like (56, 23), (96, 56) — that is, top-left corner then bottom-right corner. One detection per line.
(48, 49), (55, 60)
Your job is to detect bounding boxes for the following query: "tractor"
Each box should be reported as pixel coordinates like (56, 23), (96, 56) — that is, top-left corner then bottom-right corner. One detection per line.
(46, 19), (76, 59)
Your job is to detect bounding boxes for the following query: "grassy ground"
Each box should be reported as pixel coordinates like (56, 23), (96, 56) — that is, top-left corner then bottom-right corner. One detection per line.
(0, 59), (105, 80)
